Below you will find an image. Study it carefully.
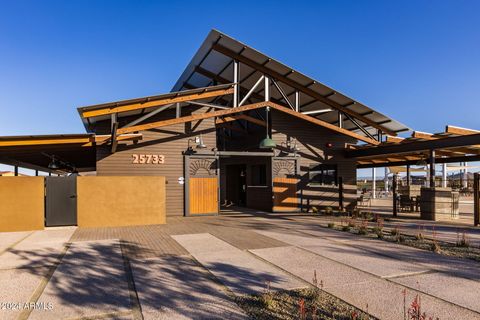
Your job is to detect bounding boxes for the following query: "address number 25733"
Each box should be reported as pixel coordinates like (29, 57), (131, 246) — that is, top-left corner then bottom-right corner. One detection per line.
(132, 154), (165, 164)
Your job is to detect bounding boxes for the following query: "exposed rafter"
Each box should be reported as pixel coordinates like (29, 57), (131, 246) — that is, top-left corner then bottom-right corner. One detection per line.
(211, 43), (397, 136)
(116, 101), (379, 145)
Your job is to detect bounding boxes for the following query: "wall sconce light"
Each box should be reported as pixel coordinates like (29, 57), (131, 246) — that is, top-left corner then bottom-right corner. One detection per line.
(188, 135), (207, 150)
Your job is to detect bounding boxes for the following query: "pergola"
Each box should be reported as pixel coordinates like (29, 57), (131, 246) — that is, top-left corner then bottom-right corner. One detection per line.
(346, 125), (480, 225)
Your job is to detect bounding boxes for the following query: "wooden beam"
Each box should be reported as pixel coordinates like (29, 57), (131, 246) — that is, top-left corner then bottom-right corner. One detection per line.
(211, 43), (397, 136)
(81, 87), (234, 118)
(385, 135), (404, 143)
(216, 114), (266, 127)
(117, 101), (379, 145)
(446, 125), (480, 136)
(412, 131), (433, 139)
(268, 102), (380, 145)
(0, 136), (96, 147)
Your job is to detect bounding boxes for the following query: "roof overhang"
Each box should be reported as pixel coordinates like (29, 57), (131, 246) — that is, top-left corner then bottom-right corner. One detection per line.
(0, 133), (142, 172)
(77, 83), (235, 132)
(348, 126), (480, 168)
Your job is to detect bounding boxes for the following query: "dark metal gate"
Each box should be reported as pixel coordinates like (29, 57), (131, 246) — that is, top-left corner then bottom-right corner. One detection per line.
(45, 176), (77, 226)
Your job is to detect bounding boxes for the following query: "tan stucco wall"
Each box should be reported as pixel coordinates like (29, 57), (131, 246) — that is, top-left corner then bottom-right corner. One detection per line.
(77, 176), (166, 227)
(0, 177), (45, 232)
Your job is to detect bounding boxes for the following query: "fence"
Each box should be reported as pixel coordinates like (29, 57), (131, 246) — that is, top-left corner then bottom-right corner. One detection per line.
(0, 175), (166, 232)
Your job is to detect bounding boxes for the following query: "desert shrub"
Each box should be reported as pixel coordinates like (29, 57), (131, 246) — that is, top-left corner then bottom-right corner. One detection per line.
(342, 225), (351, 232)
(391, 227), (400, 236)
(327, 222), (335, 229)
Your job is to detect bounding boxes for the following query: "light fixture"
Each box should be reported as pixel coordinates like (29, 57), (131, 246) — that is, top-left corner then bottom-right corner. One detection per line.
(48, 156), (60, 170)
(196, 135), (207, 149)
(259, 107), (276, 149)
(187, 135), (207, 150)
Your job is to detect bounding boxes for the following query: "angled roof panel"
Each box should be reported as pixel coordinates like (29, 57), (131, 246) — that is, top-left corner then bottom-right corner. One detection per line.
(172, 29), (410, 137)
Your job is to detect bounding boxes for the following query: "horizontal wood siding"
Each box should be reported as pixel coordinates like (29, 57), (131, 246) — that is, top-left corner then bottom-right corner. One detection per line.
(95, 106), (217, 216)
(271, 110), (357, 210)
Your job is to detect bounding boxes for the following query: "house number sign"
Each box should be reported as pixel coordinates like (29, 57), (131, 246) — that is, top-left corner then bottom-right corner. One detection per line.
(132, 154), (165, 164)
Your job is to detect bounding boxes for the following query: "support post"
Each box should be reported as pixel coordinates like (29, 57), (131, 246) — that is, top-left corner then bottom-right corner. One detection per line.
(384, 167), (389, 193)
(463, 162), (468, 189)
(338, 111), (343, 128)
(338, 176), (344, 211)
(372, 168), (376, 199)
(14, 165), (18, 176)
(474, 172), (480, 226)
(35, 170), (38, 176)
(429, 149), (436, 188)
(175, 102), (181, 118)
(393, 173), (398, 217)
(295, 91), (300, 112)
(233, 60), (239, 107)
(406, 164), (411, 187)
(442, 163), (447, 188)
(264, 76), (270, 102)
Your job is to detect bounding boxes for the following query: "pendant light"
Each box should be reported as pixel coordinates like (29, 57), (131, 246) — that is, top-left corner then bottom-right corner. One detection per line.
(259, 106), (276, 149)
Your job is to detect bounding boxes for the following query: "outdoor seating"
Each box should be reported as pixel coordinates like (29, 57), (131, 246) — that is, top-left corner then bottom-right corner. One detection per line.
(358, 193), (372, 207)
(399, 195), (414, 212)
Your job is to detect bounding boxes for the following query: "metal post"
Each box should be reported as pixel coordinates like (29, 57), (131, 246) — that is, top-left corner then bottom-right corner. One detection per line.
(338, 176), (344, 211)
(372, 168), (376, 199)
(14, 166), (18, 176)
(35, 170), (38, 176)
(393, 173), (398, 217)
(406, 164), (411, 187)
(463, 162), (468, 189)
(264, 76), (270, 101)
(175, 102), (181, 118)
(384, 167), (389, 193)
(295, 91), (300, 112)
(338, 111), (343, 128)
(474, 172), (480, 226)
(429, 149), (436, 188)
(442, 163), (447, 188)
(233, 60), (239, 107)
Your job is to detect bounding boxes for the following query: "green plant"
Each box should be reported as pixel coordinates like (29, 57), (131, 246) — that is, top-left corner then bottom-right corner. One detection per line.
(325, 206), (333, 215)
(397, 234), (406, 243)
(342, 225), (351, 232)
(311, 206), (319, 215)
(327, 222), (335, 229)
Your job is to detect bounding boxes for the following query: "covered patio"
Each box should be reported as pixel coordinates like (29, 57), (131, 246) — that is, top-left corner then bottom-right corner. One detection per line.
(349, 125), (480, 226)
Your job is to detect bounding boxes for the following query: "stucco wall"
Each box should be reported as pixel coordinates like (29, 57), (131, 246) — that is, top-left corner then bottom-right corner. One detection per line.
(0, 177), (45, 232)
(77, 176), (166, 227)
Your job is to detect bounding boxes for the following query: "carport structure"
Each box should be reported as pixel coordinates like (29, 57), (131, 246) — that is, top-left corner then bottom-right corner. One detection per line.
(347, 125), (480, 225)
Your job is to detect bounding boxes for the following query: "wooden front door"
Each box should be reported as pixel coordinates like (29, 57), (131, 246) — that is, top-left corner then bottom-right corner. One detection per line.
(186, 157), (219, 215)
(272, 158), (299, 212)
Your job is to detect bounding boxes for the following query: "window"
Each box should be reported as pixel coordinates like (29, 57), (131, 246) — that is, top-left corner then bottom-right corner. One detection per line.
(309, 164), (337, 185)
(251, 164), (267, 186)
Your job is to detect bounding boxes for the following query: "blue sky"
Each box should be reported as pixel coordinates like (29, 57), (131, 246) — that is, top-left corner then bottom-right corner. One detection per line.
(1, 1), (479, 175)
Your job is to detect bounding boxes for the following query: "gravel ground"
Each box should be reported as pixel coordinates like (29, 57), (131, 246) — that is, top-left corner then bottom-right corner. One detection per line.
(235, 288), (375, 320)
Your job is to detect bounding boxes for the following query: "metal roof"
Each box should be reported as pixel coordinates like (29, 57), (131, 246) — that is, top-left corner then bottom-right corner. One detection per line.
(172, 29), (410, 138)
